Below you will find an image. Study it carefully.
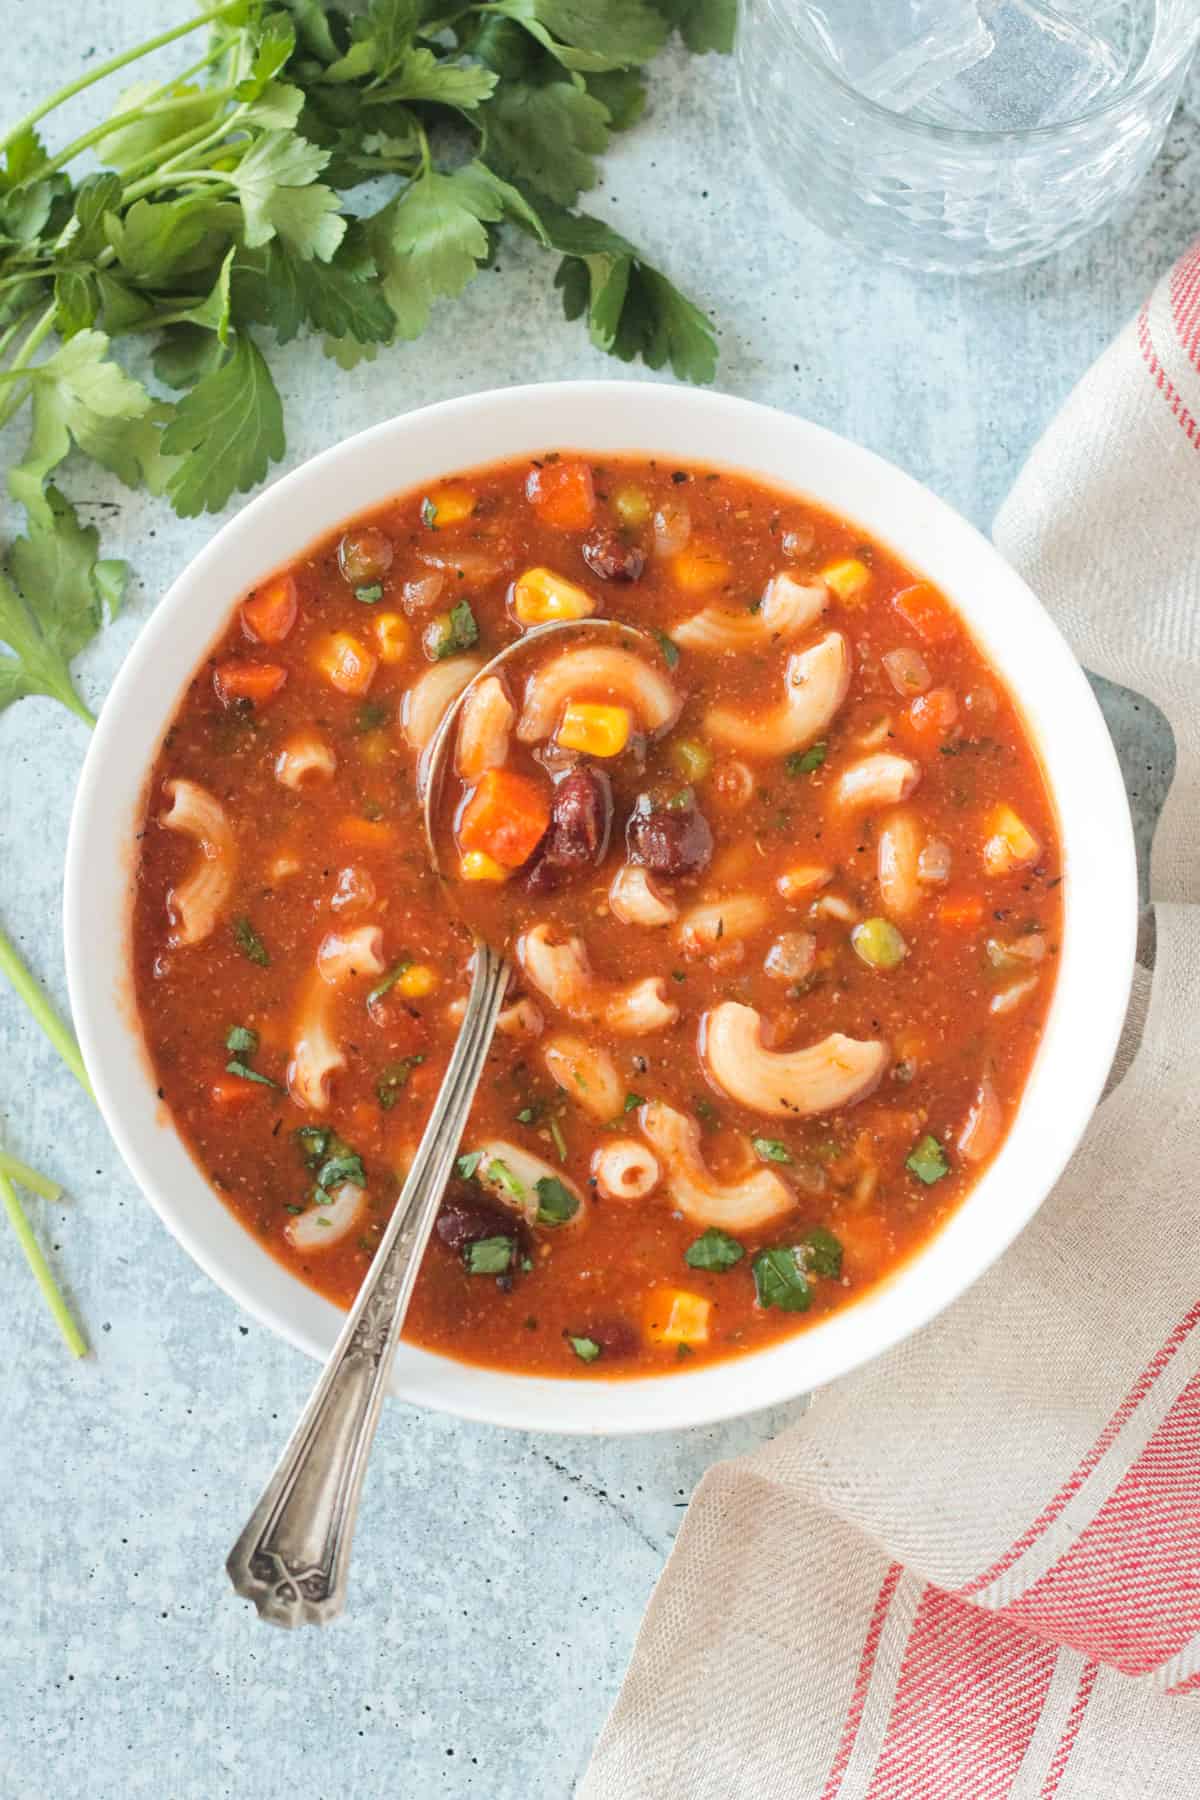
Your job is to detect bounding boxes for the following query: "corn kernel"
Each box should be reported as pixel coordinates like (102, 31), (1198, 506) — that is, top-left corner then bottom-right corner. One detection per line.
(423, 485), (475, 527)
(511, 565), (595, 625)
(374, 611), (410, 664)
(669, 544), (732, 595)
(460, 850), (510, 884)
(982, 804), (1041, 877)
(397, 963), (437, 998)
(313, 631), (377, 697)
(557, 701), (632, 758)
(647, 1289), (711, 1347)
(822, 558), (871, 603)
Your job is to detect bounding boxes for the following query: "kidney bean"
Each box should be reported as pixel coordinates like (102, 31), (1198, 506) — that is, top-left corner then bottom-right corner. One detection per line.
(581, 528), (645, 583)
(526, 766), (613, 891)
(626, 794), (713, 877)
(580, 1317), (640, 1360)
(435, 1187), (529, 1257)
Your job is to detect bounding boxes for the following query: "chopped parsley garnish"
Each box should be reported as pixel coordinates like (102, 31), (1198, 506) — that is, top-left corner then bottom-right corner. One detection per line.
(376, 1056), (425, 1110)
(225, 1025), (259, 1056)
(569, 1335), (601, 1363)
(694, 1097), (719, 1125)
(684, 1228), (744, 1272)
(752, 1247), (813, 1313)
(420, 496), (438, 529)
(225, 1059), (279, 1089)
(485, 1158), (526, 1206)
(456, 1151), (482, 1181)
(623, 1092), (646, 1114)
(665, 785), (695, 811)
(366, 958), (411, 1007)
(535, 1175), (579, 1226)
(354, 583), (383, 604)
(295, 1128), (365, 1199)
(548, 1115), (568, 1163)
(752, 1137), (793, 1165)
(785, 742), (828, 777)
(316, 1152), (366, 1193)
(906, 1134), (951, 1185)
(654, 629), (680, 669)
(465, 1236), (514, 1276)
(354, 701), (391, 734)
(232, 916), (269, 966)
(428, 599), (479, 659)
(801, 1226), (844, 1279)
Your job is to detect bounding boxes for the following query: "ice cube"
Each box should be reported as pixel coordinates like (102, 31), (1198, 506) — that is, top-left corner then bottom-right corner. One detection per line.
(797, 1), (995, 111)
(909, 0), (1131, 130)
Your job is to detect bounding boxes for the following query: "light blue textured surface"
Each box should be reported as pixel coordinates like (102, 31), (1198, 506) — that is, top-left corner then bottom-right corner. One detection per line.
(0, 13), (1187, 1799)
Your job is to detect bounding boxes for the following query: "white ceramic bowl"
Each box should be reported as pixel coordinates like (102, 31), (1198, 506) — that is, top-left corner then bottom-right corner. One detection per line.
(64, 382), (1136, 1435)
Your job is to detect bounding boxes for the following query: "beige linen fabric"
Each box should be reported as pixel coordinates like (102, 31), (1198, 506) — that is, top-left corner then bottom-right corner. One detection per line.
(580, 243), (1200, 1800)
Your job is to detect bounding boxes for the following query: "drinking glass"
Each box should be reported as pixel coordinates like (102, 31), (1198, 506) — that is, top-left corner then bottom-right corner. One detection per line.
(736, 0), (1200, 273)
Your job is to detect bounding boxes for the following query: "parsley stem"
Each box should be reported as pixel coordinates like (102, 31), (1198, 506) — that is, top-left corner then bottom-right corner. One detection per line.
(113, 115), (238, 190)
(37, 49), (236, 179)
(0, 919), (93, 1097)
(0, 1165), (87, 1357)
(0, 2), (245, 161)
(0, 1149), (62, 1202)
(0, 302), (57, 430)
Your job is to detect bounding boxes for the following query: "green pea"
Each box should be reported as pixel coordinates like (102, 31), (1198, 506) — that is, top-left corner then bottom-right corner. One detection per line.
(851, 916), (908, 970)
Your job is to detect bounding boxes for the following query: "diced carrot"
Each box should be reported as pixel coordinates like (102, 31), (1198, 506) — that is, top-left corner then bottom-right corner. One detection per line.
(525, 459), (596, 531)
(458, 768), (551, 869)
(241, 573), (299, 645)
(892, 582), (957, 644)
(900, 685), (959, 750)
(938, 895), (985, 928)
(669, 544), (732, 595)
(645, 1288), (711, 1347)
(210, 1074), (261, 1106)
(214, 661), (287, 707)
(338, 816), (396, 847)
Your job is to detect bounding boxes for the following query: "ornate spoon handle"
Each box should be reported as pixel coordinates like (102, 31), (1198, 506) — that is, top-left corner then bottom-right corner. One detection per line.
(226, 939), (510, 1627)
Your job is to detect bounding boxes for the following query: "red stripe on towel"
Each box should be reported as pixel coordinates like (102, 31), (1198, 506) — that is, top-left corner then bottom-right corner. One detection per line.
(820, 1563), (904, 1800)
(863, 1590), (1056, 1799)
(1001, 1376), (1200, 1676)
(958, 1301), (1200, 1598)
(1037, 1662), (1098, 1800)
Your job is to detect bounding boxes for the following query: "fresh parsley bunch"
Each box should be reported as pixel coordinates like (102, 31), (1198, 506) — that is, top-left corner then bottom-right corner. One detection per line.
(0, 0), (732, 724)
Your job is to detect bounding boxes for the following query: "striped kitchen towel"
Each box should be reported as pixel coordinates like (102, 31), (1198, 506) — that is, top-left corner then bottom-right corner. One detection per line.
(580, 241), (1200, 1800)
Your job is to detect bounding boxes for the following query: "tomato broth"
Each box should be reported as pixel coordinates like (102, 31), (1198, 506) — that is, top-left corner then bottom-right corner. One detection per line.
(132, 453), (1061, 1378)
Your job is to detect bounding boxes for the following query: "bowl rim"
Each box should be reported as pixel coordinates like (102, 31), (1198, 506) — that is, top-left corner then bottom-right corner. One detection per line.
(63, 380), (1138, 1435)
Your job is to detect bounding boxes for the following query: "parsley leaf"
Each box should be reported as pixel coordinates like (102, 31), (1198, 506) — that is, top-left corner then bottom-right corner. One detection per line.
(8, 329), (155, 522)
(232, 916), (270, 966)
(225, 1025), (259, 1055)
(906, 1135), (951, 1185)
(752, 1137), (793, 1165)
(230, 131), (345, 260)
(317, 1151), (366, 1192)
(801, 1226), (844, 1279)
(623, 1092), (646, 1113)
(684, 1228), (744, 1271)
(466, 1235), (514, 1275)
(456, 1150), (483, 1180)
(161, 332), (285, 517)
(376, 1054), (425, 1109)
(366, 957), (411, 1006)
(535, 1175), (579, 1224)
(752, 1247), (813, 1313)
(493, 0), (668, 72)
(654, 0), (737, 54)
(786, 742), (828, 776)
(654, 629), (680, 669)
(534, 201), (717, 384)
(225, 1059), (280, 1089)
(568, 1334), (601, 1362)
(372, 162), (516, 340)
(0, 490), (124, 721)
(482, 81), (611, 206)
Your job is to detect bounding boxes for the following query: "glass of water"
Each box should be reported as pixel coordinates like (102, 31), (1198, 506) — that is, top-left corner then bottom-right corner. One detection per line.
(736, 0), (1200, 272)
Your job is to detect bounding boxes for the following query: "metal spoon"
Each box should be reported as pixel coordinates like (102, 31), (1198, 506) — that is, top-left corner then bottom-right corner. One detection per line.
(226, 617), (658, 1626)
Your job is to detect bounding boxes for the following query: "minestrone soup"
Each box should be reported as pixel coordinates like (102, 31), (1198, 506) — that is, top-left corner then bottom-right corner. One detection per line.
(132, 454), (1061, 1377)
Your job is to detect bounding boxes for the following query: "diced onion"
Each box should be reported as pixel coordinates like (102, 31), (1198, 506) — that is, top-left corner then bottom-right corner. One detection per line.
(917, 838), (953, 885)
(882, 646), (932, 696)
(653, 497), (692, 557)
